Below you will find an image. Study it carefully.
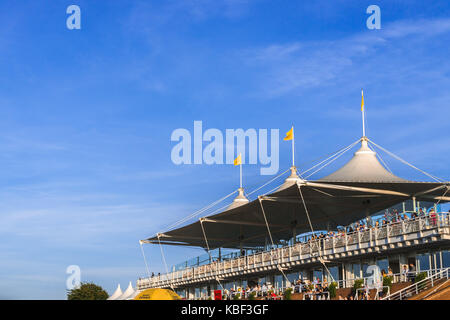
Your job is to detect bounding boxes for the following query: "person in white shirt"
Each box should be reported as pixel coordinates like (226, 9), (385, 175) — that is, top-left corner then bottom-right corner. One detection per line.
(262, 283), (268, 296)
(401, 264), (409, 282)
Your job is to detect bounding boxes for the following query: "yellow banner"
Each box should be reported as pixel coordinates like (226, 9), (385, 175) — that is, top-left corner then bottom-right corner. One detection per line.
(284, 127), (293, 141)
(234, 154), (242, 166)
(361, 90), (364, 112)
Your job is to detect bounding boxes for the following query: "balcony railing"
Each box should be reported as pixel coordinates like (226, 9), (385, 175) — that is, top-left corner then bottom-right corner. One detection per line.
(137, 212), (450, 290)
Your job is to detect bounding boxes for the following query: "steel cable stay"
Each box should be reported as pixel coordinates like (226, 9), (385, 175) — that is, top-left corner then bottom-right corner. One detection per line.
(139, 240), (151, 279)
(300, 139), (361, 177)
(435, 186), (450, 206)
(157, 189), (238, 235)
(297, 184), (336, 284)
(368, 139), (446, 183)
(261, 181), (288, 197)
(199, 219), (225, 291)
(303, 139), (361, 179)
(157, 234), (175, 291)
(247, 167), (291, 197)
(368, 142), (393, 174)
(156, 168), (293, 237)
(258, 197), (293, 287)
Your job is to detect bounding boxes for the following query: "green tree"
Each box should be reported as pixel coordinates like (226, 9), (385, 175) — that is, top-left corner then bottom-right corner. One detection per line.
(67, 282), (109, 300)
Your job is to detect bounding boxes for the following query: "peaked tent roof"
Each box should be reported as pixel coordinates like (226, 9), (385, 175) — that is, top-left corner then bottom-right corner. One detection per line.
(107, 284), (123, 300)
(320, 138), (407, 183)
(226, 187), (249, 210)
(277, 166), (304, 191)
(116, 282), (135, 300)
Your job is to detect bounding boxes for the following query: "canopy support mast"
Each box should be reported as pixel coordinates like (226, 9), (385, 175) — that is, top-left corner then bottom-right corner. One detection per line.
(292, 125), (295, 167)
(361, 89), (366, 138)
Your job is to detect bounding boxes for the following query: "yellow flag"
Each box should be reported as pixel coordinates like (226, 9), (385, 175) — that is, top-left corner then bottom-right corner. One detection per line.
(234, 153), (242, 166)
(284, 127), (293, 141)
(361, 90), (364, 112)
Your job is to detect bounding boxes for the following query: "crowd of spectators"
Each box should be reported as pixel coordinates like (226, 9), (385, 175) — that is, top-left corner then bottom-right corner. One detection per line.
(302, 208), (444, 247)
(222, 282), (282, 300)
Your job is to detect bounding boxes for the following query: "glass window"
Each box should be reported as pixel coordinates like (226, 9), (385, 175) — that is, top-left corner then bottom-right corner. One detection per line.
(287, 272), (299, 285)
(417, 253), (431, 271)
(327, 266), (340, 282)
(377, 259), (389, 274)
(313, 269), (323, 282)
(258, 277), (265, 286)
(362, 263), (370, 278)
(224, 282), (233, 290)
(442, 251), (450, 268)
(352, 263), (361, 279)
(275, 274), (283, 289)
(434, 252), (442, 270)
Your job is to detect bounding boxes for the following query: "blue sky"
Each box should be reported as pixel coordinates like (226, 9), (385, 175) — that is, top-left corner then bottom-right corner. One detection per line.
(0, 0), (449, 299)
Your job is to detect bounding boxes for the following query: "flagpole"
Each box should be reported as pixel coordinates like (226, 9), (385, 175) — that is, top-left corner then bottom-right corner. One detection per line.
(240, 162), (242, 188)
(362, 89), (366, 137)
(292, 126), (295, 167)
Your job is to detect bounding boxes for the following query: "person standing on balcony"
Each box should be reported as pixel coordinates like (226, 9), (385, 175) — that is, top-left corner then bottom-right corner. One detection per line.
(262, 283), (268, 297)
(430, 209), (437, 226)
(401, 265), (409, 282)
(387, 267), (393, 277)
(408, 264), (416, 282)
(419, 208), (425, 218)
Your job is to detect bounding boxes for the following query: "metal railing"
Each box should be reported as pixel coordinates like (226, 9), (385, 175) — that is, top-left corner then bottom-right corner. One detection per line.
(336, 267), (450, 290)
(137, 212), (450, 290)
(382, 267), (450, 300)
(303, 291), (330, 300)
(355, 286), (390, 300)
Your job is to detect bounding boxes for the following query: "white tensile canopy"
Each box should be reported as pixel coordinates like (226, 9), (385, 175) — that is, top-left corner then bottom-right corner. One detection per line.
(319, 138), (406, 183)
(142, 137), (449, 249)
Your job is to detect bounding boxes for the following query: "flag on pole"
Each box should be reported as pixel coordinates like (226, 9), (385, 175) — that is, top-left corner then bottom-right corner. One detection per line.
(234, 154), (242, 166)
(361, 89), (364, 112)
(284, 127), (293, 141)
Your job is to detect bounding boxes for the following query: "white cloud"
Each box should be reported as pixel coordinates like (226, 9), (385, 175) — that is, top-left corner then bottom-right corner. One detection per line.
(241, 18), (450, 96)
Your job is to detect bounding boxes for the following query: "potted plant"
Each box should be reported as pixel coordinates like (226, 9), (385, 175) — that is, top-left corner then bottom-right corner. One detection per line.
(284, 288), (293, 300)
(328, 282), (337, 299)
(352, 279), (364, 296)
(382, 276), (393, 294)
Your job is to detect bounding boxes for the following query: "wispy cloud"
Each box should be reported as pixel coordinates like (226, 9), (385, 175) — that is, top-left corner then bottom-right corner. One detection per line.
(241, 18), (450, 96)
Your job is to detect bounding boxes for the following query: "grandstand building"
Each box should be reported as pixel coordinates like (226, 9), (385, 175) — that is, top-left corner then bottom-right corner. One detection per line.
(137, 117), (450, 300)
